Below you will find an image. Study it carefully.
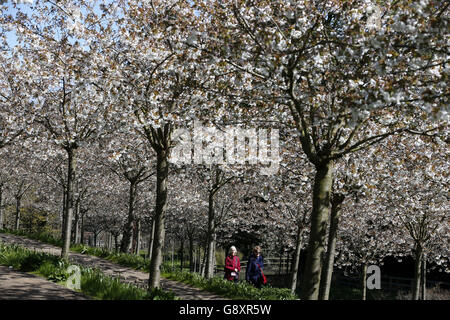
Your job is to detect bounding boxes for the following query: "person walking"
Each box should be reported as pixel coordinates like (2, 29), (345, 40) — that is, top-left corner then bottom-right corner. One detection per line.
(246, 246), (266, 288)
(224, 246), (241, 283)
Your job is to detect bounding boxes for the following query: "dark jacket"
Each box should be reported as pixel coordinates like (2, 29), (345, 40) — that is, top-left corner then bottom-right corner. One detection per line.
(245, 254), (264, 283)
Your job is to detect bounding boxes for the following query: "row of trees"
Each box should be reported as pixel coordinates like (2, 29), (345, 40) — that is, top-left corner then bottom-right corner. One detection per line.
(0, 0), (448, 299)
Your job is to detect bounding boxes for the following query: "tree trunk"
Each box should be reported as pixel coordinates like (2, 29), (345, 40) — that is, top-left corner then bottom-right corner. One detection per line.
(197, 245), (202, 273)
(205, 191), (217, 279)
(319, 193), (344, 300)
(107, 232), (112, 251)
(61, 146), (77, 260)
(193, 246), (197, 272)
(200, 243), (207, 276)
(171, 240), (175, 271)
(147, 218), (155, 261)
(121, 180), (137, 253)
(286, 250), (290, 274)
(14, 196), (21, 231)
(114, 234), (119, 252)
(80, 211), (85, 245)
(189, 235), (194, 272)
(94, 232), (98, 247)
(412, 244), (423, 300)
(134, 218), (141, 255)
(75, 199), (81, 244)
(148, 148), (169, 289)
(0, 184), (4, 230)
(290, 223), (303, 294)
(61, 190), (67, 240)
(72, 181), (80, 244)
(421, 255), (426, 300)
(300, 161), (334, 300)
(361, 263), (368, 300)
(72, 204), (79, 244)
(278, 249), (283, 275)
(179, 239), (184, 272)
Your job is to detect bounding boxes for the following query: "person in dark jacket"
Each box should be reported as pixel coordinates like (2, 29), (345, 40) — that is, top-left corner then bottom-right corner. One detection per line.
(245, 246), (264, 288)
(224, 246), (241, 283)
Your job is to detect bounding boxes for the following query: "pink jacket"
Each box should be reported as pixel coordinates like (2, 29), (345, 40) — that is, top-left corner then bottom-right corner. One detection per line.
(224, 255), (241, 281)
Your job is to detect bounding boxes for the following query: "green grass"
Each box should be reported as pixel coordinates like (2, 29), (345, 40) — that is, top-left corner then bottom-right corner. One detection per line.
(0, 241), (177, 300)
(1, 229), (297, 300)
(80, 268), (177, 300)
(162, 270), (298, 300)
(71, 244), (150, 271)
(37, 260), (72, 283)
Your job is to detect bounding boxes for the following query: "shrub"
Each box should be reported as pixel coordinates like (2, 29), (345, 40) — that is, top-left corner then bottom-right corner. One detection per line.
(80, 268), (177, 300)
(38, 260), (71, 283)
(146, 287), (178, 300)
(81, 269), (146, 300)
(0, 243), (30, 269)
(0, 242), (176, 300)
(163, 270), (297, 300)
(18, 252), (49, 272)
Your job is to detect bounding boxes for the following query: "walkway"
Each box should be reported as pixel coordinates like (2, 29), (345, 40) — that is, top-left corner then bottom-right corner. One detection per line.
(0, 265), (89, 300)
(0, 233), (227, 300)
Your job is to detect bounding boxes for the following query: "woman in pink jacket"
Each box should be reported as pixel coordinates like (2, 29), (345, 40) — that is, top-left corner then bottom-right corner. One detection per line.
(224, 246), (241, 283)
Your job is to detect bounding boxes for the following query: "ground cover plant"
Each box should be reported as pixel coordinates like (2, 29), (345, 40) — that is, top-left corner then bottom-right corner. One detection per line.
(0, 241), (177, 300)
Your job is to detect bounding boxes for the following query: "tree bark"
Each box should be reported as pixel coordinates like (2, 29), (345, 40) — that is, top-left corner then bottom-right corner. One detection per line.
(361, 263), (368, 300)
(148, 148), (169, 289)
(200, 242), (207, 276)
(14, 195), (21, 231)
(134, 218), (141, 255)
(61, 146), (77, 260)
(205, 191), (217, 279)
(171, 240), (175, 270)
(412, 244), (423, 300)
(189, 235), (195, 272)
(114, 234), (119, 252)
(290, 222), (304, 294)
(74, 198), (81, 244)
(421, 255), (426, 300)
(80, 210), (85, 245)
(147, 218), (155, 261)
(0, 184), (4, 230)
(93, 232), (98, 247)
(61, 190), (67, 240)
(286, 250), (290, 274)
(197, 245), (202, 273)
(319, 193), (345, 300)
(300, 160), (334, 300)
(179, 239), (184, 272)
(121, 180), (137, 253)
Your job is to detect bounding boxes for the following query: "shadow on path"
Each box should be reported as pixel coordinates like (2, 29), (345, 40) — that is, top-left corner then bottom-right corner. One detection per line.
(0, 265), (89, 300)
(0, 233), (227, 300)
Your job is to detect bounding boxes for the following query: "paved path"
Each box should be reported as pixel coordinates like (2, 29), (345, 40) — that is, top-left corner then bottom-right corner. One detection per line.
(0, 233), (227, 300)
(0, 265), (89, 300)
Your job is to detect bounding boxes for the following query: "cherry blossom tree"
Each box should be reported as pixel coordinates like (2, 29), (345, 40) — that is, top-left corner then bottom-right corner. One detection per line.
(0, 34), (29, 150)
(378, 135), (449, 300)
(94, 0), (220, 288)
(102, 131), (155, 253)
(6, 0), (114, 259)
(195, 0), (448, 299)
